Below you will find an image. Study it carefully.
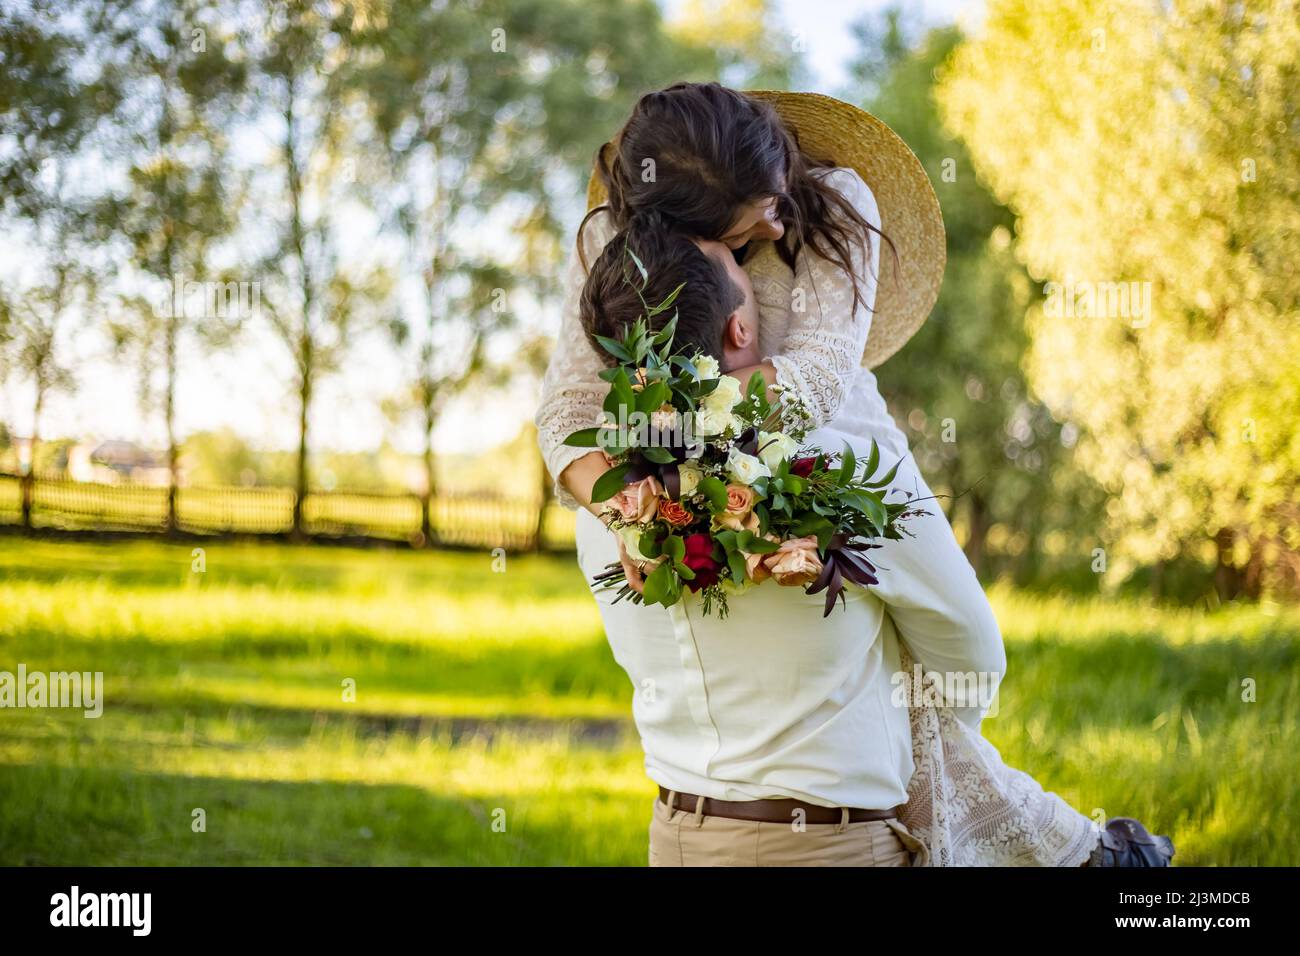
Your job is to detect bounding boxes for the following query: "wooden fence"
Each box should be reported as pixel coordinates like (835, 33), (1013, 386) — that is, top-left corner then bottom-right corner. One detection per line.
(0, 473), (576, 551)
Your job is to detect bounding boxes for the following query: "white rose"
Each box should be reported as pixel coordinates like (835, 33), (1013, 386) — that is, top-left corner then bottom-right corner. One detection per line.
(757, 431), (799, 472)
(727, 446), (771, 486)
(696, 404), (734, 436)
(693, 354), (720, 381)
(677, 460), (703, 497)
(701, 374), (743, 415)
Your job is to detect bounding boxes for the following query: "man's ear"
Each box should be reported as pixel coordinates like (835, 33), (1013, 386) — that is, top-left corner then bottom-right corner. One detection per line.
(723, 312), (752, 349)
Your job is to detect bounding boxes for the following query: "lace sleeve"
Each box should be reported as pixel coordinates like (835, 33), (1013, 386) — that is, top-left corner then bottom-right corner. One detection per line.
(535, 209), (618, 510)
(762, 167), (881, 428)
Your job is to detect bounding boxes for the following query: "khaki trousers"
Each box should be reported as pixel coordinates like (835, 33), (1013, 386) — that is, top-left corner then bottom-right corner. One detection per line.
(648, 790), (930, 867)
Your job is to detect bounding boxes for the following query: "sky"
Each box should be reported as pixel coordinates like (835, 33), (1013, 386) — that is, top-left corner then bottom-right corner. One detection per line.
(8, 0), (980, 460)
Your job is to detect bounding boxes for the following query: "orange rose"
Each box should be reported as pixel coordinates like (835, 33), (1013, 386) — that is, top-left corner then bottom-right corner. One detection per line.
(612, 475), (662, 523)
(714, 483), (757, 531)
(657, 498), (694, 527)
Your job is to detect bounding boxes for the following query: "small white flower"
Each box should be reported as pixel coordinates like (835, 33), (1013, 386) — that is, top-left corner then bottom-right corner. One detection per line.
(649, 407), (680, 431)
(693, 354), (720, 381)
(757, 431), (798, 472)
(727, 446), (771, 486)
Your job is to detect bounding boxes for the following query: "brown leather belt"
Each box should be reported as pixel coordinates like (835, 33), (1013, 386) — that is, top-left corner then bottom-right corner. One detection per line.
(658, 786), (899, 825)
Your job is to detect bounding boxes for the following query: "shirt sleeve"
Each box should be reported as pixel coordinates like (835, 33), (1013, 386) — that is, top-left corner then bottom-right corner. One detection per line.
(534, 209), (619, 510)
(763, 167), (881, 428)
(865, 448), (1007, 731)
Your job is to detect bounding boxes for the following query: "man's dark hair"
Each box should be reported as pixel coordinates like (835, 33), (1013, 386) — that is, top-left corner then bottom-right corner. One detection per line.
(578, 215), (745, 365)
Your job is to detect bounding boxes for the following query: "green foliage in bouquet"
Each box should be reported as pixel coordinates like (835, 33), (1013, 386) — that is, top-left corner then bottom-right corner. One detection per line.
(564, 247), (923, 617)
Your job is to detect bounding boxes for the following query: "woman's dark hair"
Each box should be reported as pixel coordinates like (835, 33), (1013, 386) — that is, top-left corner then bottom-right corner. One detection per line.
(579, 210), (745, 364)
(577, 81), (895, 317)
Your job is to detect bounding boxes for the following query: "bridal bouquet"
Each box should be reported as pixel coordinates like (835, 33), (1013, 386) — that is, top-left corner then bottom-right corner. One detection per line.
(564, 265), (922, 618)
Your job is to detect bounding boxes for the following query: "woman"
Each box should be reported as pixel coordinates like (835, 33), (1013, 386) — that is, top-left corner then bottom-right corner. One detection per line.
(536, 82), (1172, 867)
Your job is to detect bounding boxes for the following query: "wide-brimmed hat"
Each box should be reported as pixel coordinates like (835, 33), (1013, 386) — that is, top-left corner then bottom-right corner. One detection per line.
(585, 89), (945, 369)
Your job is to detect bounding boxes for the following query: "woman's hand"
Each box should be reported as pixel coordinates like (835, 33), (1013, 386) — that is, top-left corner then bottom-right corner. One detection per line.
(563, 451), (645, 593)
(616, 538), (647, 595)
(560, 450), (613, 518)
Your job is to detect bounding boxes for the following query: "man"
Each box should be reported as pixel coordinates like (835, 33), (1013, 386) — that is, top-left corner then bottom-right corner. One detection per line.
(574, 226), (1006, 866)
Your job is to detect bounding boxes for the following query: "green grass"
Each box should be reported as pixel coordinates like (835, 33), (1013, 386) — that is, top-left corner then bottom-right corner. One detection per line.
(0, 536), (1296, 865)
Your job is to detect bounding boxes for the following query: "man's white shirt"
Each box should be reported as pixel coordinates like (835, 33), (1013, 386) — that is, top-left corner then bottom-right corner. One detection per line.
(575, 367), (1006, 810)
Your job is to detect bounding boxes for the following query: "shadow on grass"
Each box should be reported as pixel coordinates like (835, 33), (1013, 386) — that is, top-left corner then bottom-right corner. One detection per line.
(8, 626), (629, 703)
(0, 761), (648, 866)
(98, 699), (636, 748)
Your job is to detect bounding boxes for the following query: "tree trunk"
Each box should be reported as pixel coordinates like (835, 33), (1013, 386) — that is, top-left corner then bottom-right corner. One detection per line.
(1214, 527), (1242, 601)
(164, 295), (180, 534)
(1149, 559), (1165, 601)
(285, 84), (314, 542)
(21, 386), (44, 532)
(962, 492), (988, 578)
(421, 395), (436, 547)
(292, 350), (312, 540)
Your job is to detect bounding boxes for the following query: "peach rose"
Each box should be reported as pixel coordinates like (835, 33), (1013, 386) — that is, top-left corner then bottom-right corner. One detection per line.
(611, 475), (662, 523)
(741, 532), (782, 584)
(713, 484), (757, 531)
(744, 548), (774, 584)
(765, 536), (823, 587)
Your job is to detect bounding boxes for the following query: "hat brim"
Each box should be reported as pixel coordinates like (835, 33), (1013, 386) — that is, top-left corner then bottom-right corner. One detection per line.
(585, 90), (945, 369)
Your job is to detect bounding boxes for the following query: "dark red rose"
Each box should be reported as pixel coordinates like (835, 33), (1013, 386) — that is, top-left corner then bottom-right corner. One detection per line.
(790, 456), (816, 478)
(681, 532), (722, 592)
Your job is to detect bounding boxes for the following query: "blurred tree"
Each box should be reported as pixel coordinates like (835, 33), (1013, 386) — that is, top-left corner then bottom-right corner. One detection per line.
(939, 0), (1300, 598)
(666, 0), (798, 89)
(845, 12), (1102, 583)
(0, 1), (125, 527)
(99, 0), (249, 532)
(348, 0), (727, 545)
(244, 0), (392, 538)
(1, 165), (87, 527)
(0, 1), (123, 220)
(182, 427), (259, 487)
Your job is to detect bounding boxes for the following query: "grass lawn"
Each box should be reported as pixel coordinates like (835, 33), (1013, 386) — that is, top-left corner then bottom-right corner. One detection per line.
(0, 535), (1295, 865)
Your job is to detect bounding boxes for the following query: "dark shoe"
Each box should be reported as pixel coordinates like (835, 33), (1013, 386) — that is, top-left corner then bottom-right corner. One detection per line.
(1090, 817), (1175, 867)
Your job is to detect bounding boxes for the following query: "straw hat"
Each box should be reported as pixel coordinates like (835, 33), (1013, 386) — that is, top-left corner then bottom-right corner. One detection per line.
(585, 90), (945, 369)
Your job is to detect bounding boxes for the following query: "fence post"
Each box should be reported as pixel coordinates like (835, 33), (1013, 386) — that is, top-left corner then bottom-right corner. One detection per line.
(20, 471), (34, 531)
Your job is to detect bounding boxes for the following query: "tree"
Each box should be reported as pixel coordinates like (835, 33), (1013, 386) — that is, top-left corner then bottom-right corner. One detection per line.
(0, 1), (125, 528)
(246, 0), (391, 538)
(845, 12), (1100, 583)
(2, 167), (88, 527)
(100, 0), (249, 532)
(939, 0), (1300, 598)
(349, 0), (725, 545)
